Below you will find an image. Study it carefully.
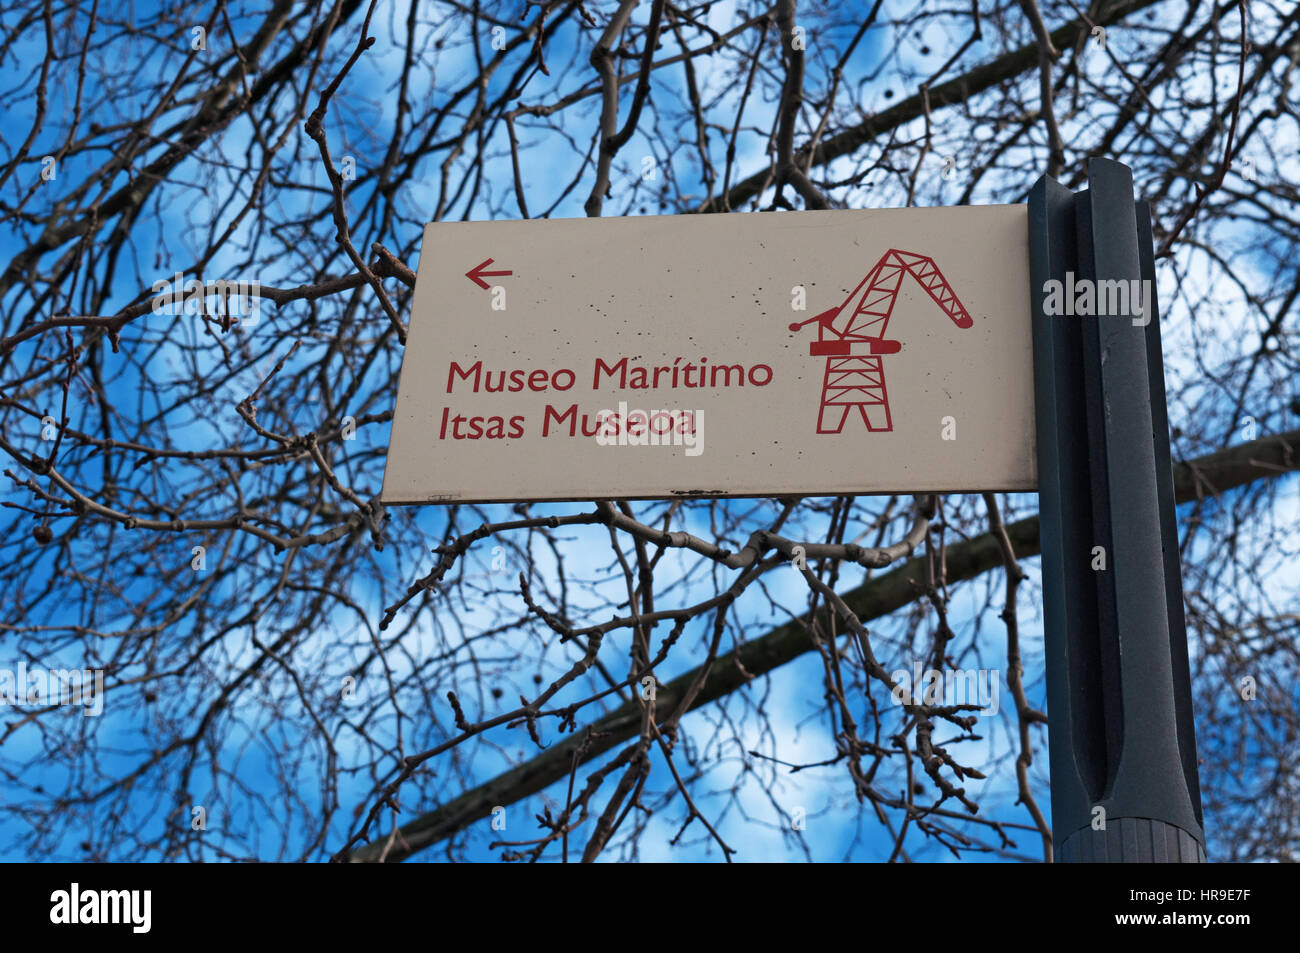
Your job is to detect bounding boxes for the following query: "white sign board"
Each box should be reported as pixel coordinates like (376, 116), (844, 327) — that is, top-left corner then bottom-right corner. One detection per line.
(382, 207), (1035, 503)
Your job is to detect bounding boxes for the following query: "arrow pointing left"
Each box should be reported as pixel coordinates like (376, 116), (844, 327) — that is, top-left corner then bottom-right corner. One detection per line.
(466, 258), (513, 290)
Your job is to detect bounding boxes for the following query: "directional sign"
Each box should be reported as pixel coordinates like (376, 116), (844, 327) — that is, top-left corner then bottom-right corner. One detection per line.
(382, 207), (1035, 503)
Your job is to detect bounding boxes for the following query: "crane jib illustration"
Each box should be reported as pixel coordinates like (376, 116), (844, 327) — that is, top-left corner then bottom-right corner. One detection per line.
(788, 249), (973, 434)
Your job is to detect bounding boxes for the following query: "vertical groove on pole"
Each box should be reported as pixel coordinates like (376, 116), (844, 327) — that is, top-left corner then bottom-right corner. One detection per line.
(1073, 196), (1125, 793)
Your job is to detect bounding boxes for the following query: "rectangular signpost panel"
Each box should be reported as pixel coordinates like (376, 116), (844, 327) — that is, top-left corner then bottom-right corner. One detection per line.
(382, 207), (1035, 504)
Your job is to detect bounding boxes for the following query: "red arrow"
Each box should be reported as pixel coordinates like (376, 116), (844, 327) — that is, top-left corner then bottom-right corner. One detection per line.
(465, 258), (513, 290)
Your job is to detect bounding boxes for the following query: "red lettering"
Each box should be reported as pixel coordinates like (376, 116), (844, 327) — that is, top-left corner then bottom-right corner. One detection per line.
(544, 403), (577, 436)
(447, 360), (481, 393)
(594, 357), (626, 389)
(710, 364), (744, 387)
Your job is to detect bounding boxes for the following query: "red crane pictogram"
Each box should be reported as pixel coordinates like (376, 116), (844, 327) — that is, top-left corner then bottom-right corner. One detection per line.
(788, 249), (974, 434)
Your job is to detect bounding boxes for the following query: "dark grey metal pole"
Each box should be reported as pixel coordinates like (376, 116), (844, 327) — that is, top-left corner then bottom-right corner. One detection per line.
(1029, 158), (1205, 862)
